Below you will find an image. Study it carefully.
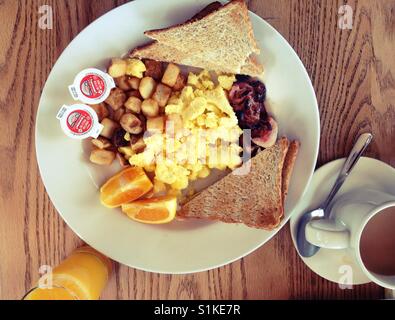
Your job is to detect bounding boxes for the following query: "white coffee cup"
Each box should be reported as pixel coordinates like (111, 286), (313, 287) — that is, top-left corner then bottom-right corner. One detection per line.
(305, 189), (395, 289)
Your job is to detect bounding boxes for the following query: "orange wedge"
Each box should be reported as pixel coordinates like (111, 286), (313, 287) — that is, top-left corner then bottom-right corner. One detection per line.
(100, 167), (153, 208)
(121, 195), (177, 224)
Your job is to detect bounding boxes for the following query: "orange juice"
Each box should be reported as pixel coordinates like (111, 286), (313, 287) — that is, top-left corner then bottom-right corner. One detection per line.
(24, 246), (112, 300)
(24, 287), (77, 300)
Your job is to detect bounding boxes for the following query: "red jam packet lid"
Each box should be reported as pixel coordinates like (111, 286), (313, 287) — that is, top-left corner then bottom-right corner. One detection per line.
(56, 104), (103, 140)
(68, 68), (115, 104)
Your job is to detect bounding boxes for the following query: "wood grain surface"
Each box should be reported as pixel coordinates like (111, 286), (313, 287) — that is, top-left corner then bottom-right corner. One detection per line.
(0, 0), (393, 300)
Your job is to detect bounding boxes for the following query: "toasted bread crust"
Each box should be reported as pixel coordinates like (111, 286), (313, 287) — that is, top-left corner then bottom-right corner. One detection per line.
(282, 141), (300, 199)
(240, 55), (264, 76)
(144, 2), (223, 36)
(279, 140), (300, 220)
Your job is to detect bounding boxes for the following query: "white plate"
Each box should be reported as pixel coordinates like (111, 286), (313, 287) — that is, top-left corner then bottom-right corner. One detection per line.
(35, 0), (320, 274)
(290, 157), (395, 285)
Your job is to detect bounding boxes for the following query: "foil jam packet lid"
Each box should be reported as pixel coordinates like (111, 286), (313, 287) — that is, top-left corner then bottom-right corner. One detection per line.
(68, 68), (115, 104)
(56, 104), (103, 140)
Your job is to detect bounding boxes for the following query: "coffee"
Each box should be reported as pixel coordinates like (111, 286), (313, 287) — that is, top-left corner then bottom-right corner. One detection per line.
(359, 206), (395, 275)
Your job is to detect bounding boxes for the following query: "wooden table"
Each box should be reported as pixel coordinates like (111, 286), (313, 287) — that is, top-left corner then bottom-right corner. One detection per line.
(0, 0), (393, 300)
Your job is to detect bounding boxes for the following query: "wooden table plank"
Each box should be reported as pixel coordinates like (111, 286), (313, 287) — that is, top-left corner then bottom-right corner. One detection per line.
(1, 0), (392, 300)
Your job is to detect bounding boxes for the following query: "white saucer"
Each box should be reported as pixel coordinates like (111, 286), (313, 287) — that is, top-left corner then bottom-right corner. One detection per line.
(290, 157), (395, 285)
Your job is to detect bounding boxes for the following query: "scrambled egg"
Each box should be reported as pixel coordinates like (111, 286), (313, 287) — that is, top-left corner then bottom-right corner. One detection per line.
(218, 74), (236, 90)
(125, 59), (146, 78)
(129, 70), (242, 192)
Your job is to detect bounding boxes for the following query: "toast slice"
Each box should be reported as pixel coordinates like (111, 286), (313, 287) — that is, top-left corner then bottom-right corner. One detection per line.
(142, 0), (261, 75)
(179, 138), (292, 230)
(189, 0), (260, 75)
(130, 41), (263, 76)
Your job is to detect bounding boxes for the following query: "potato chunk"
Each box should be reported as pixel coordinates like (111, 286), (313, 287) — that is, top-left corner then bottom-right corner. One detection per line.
(100, 118), (120, 139)
(115, 76), (132, 91)
(141, 99), (159, 117)
(120, 113), (143, 134)
(108, 58), (127, 78)
(162, 63), (180, 87)
(124, 96), (142, 114)
(143, 59), (163, 80)
(116, 153), (129, 167)
(91, 137), (111, 149)
(89, 103), (109, 122)
(127, 90), (142, 99)
(152, 83), (172, 107)
(90, 149), (115, 165)
(173, 73), (187, 91)
(147, 116), (165, 133)
(113, 107), (126, 122)
(127, 77), (140, 90)
(130, 137), (146, 153)
(105, 88), (127, 111)
(139, 77), (157, 99)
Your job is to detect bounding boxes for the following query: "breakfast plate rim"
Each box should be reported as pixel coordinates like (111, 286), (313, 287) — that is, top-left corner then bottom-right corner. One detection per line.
(35, 0), (320, 274)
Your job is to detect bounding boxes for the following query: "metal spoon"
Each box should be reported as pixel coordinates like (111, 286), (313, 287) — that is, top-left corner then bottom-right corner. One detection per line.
(296, 133), (373, 258)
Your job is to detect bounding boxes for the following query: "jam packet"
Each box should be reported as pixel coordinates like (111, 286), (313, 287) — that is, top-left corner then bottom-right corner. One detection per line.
(68, 68), (115, 104)
(56, 104), (103, 139)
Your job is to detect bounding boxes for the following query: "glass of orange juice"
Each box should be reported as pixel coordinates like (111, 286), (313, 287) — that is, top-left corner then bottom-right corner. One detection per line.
(24, 246), (112, 300)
